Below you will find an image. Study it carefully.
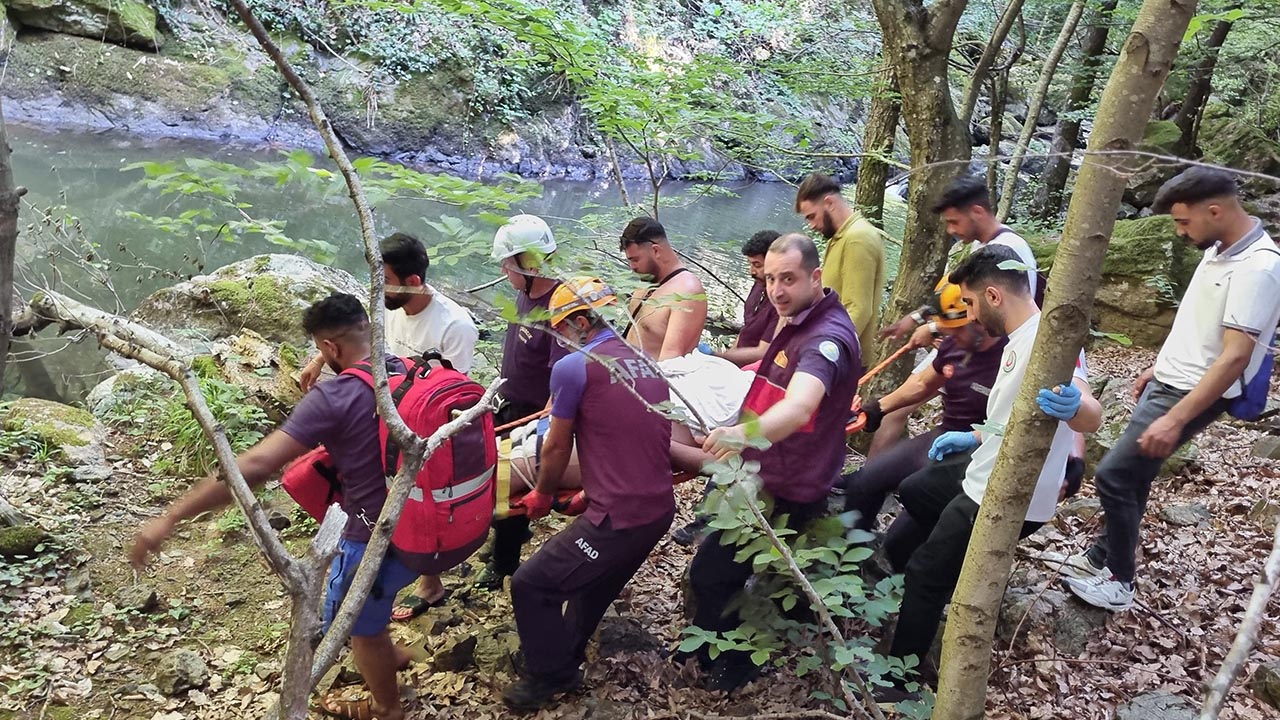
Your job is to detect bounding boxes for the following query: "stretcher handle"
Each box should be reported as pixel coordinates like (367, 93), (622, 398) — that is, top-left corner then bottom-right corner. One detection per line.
(495, 408), (551, 434)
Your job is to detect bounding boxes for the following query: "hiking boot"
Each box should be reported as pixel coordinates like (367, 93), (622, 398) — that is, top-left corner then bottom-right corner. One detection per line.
(473, 562), (517, 591)
(672, 517), (708, 547)
(501, 669), (583, 712)
(1062, 573), (1135, 611)
(1055, 552), (1110, 581)
(705, 653), (759, 694)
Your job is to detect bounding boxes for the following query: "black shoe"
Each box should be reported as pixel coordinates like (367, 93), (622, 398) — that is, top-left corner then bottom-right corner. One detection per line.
(872, 682), (923, 705)
(473, 562), (516, 591)
(501, 669), (583, 711)
(705, 653), (759, 694)
(672, 517), (708, 547)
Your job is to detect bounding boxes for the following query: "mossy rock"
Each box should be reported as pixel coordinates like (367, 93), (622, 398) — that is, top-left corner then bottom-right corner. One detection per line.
(1123, 120), (1188, 208)
(131, 254), (365, 347)
(1030, 217), (1201, 347)
(3, 397), (108, 468)
(1201, 116), (1280, 180)
(5, 0), (161, 50)
(1139, 120), (1183, 155)
(0, 525), (51, 558)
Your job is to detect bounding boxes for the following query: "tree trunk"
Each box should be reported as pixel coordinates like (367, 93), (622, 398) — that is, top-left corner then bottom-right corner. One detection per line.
(957, 0), (1027, 128)
(985, 70), (1009, 199)
(996, 0), (1087, 221)
(1173, 11), (1236, 154)
(0, 99), (24, 399)
(853, 63), (900, 228)
(1030, 0), (1119, 220)
(866, 0), (972, 396)
(932, 2), (1197, 718)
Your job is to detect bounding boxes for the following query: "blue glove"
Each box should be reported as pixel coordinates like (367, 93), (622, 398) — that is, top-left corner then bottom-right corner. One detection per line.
(1037, 384), (1081, 421)
(929, 431), (979, 461)
(696, 341), (713, 355)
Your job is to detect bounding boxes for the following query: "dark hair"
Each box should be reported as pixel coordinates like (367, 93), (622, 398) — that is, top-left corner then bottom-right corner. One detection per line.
(620, 217), (668, 249)
(302, 292), (369, 337)
(931, 175), (992, 213)
(381, 232), (429, 280)
(794, 173), (842, 212)
(1153, 167), (1239, 213)
(769, 232), (821, 272)
(742, 230), (781, 257)
(947, 244), (1029, 296)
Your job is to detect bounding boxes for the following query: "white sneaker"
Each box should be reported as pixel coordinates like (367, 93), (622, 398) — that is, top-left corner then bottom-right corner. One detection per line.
(1062, 573), (1135, 611)
(1055, 552), (1110, 581)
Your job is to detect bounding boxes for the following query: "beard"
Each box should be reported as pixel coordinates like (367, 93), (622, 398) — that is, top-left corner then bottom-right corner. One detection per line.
(820, 211), (837, 240)
(384, 293), (409, 310)
(977, 296), (1007, 337)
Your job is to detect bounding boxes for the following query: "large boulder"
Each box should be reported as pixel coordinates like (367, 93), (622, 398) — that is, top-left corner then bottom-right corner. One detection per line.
(1031, 216), (1202, 348)
(131, 254), (364, 349)
(5, 0), (162, 50)
(1123, 120), (1186, 209)
(1201, 116), (1280, 187)
(1250, 660), (1280, 711)
(996, 587), (1109, 655)
(2, 397), (107, 469)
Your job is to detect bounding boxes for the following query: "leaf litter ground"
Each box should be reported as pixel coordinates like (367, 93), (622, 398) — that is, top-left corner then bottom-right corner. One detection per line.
(0, 344), (1277, 718)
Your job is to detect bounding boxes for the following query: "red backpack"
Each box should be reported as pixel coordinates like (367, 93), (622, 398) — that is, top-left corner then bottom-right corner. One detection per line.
(282, 353), (497, 572)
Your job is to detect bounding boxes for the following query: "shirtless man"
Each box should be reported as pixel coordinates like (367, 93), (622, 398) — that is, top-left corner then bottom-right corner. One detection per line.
(619, 217), (708, 360)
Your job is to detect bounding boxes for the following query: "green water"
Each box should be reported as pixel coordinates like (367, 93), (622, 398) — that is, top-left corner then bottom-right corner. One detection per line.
(7, 123), (902, 401)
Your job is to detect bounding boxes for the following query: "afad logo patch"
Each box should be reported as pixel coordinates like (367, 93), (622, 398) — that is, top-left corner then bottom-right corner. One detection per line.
(1002, 349), (1018, 373)
(774, 350), (789, 369)
(942, 364), (956, 379)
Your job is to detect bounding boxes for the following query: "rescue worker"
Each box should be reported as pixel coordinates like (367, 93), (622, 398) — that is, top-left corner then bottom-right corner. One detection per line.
(688, 233), (861, 692)
(472, 214), (566, 592)
(503, 277), (676, 711)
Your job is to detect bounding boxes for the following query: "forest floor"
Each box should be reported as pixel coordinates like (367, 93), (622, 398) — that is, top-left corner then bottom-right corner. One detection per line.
(0, 345), (1278, 719)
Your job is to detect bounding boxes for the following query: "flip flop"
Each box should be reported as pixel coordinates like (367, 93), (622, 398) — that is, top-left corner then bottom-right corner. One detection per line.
(390, 591), (448, 622)
(316, 689), (382, 720)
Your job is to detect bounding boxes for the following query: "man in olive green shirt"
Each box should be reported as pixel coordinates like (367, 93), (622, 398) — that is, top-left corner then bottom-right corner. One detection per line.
(794, 173), (887, 336)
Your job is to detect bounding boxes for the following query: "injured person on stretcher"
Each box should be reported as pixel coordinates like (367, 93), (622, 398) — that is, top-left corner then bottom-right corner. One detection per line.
(498, 349), (754, 512)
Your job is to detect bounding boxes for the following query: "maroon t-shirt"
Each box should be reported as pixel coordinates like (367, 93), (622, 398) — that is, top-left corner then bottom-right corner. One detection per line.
(549, 329), (674, 529)
(500, 286), (567, 409)
(740, 289), (861, 503)
(737, 280), (779, 349)
(281, 356), (406, 542)
(931, 336), (1007, 433)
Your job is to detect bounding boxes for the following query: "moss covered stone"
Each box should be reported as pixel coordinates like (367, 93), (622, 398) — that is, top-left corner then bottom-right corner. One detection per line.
(1024, 217), (1201, 348)
(6, 0), (161, 50)
(0, 525), (50, 558)
(1201, 116), (1280, 178)
(1139, 120), (1182, 154)
(4, 398), (96, 448)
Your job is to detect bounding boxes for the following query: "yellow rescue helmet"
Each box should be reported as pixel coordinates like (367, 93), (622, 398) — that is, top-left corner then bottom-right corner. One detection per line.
(934, 279), (971, 329)
(548, 276), (618, 327)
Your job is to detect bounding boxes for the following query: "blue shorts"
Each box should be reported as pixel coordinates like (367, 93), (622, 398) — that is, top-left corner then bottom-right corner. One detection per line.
(322, 539), (419, 637)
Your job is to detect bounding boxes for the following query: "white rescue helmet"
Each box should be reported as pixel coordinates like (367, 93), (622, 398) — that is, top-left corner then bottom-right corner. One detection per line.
(492, 214), (557, 261)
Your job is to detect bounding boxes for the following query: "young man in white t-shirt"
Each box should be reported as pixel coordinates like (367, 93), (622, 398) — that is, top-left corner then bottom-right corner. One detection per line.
(1061, 168), (1280, 611)
(878, 245), (1101, 699)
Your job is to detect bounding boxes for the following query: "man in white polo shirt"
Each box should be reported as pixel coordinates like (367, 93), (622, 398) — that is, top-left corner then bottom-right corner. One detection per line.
(1061, 167), (1280, 611)
(877, 244), (1101, 699)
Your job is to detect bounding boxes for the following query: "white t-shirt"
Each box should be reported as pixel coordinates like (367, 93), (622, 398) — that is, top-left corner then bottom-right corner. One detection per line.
(385, 285), (479, 373)
(962, 313), (1087, 523)
(982, 227), (1039, 297)
(1154, 221), (1280, 396)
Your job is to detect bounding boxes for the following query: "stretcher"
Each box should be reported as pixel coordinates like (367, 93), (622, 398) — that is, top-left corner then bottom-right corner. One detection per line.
(498, 341), (915, 517)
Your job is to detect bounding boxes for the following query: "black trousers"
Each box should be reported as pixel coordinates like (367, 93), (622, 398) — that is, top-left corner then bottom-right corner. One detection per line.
(887, 458), (1040, 665)
(491, 401), (545, 573)
(511, 510), (674, 682)
(688, 495), (827, 666)
(843, 429), (941, 531)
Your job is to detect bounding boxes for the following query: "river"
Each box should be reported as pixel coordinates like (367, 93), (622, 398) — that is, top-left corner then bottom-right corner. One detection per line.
(7, 123), (902, 402)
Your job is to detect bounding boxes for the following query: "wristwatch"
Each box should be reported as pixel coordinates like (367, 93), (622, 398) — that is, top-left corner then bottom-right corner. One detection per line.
(929, 322), (941, 339)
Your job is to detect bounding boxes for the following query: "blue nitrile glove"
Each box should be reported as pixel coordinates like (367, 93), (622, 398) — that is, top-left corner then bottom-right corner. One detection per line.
(1037, 383), (1082, 421)
(696, 341), (713, 355)
(929, 431), (979, 461)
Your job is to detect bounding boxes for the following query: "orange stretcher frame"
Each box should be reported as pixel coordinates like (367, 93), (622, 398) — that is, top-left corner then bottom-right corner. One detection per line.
(500, 341), (914, 516)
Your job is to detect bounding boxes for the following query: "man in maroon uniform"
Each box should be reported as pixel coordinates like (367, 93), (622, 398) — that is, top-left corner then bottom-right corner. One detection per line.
(503, 277), (676, 711)
(690, 233), (861, 692)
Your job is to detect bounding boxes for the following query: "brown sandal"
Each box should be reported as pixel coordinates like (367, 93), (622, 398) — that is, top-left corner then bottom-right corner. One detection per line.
(316, 689), (387, 720)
